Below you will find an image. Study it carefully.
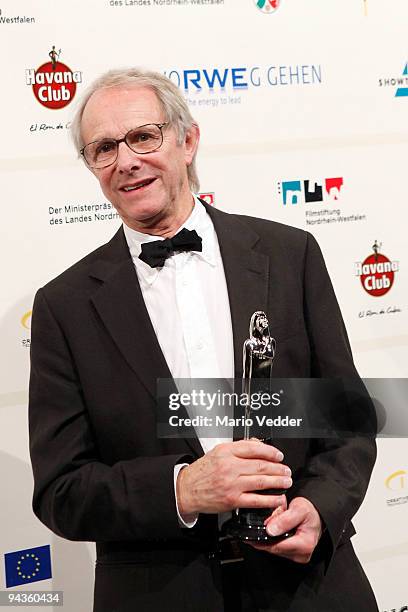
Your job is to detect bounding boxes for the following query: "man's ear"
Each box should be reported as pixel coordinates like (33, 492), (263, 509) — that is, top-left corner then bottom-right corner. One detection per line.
(184, 123), (200, 166)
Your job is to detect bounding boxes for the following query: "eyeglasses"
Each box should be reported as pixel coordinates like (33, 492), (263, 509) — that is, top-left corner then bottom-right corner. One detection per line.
(80, 123), (168, 169)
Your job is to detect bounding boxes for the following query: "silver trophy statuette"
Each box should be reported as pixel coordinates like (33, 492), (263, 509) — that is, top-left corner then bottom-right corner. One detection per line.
(225, 311), (295, 543)
(243, 311), (276, 439)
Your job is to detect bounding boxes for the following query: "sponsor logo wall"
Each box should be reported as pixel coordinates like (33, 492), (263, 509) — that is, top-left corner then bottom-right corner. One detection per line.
(1, 1), (407, 610)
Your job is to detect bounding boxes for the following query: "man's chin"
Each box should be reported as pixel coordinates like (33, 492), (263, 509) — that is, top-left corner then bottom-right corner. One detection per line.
(118, 205), (170, 232)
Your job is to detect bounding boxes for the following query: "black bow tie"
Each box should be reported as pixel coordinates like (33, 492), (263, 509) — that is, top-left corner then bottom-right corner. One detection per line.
(139, 228), (203, 268)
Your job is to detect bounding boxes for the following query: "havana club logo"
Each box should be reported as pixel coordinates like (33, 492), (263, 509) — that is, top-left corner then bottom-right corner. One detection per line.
(25, 47), (82, 109)
(355, 241), (399, 297)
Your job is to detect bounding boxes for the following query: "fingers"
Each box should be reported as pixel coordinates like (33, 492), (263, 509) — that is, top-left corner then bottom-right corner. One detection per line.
(266, 504), (306, 537)
(248, 498), (323, 563)
(229, 439), (284, 463)
(261, 526), (319, 564)
(212, 440), (292, 493)
(237, 458), (291, 478)
(238, 492), (287, 510)
(249, 533), (315, 564)
(177, 440), (291, 515)
(238, 474), (292, 493)
(264, 499), (288, 525)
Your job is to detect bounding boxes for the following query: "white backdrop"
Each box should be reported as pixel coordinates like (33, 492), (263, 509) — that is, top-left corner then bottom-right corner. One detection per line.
(1, 1), (407, 610)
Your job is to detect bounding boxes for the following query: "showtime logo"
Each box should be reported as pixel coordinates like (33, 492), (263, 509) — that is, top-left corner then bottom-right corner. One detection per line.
(378, 62), (408, 98)
(355, 242), (399, 297)
(26, 47), (82, 109)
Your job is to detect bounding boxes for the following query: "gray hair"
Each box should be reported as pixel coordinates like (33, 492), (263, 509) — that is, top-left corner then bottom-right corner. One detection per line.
(70, 67), (200, 192)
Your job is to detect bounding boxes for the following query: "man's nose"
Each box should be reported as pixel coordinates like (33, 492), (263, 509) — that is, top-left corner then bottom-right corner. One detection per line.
(116, 141), (143, 173)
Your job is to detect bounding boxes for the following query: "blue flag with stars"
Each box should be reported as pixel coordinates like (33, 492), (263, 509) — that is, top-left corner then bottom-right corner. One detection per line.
(4, 545), (52, 588)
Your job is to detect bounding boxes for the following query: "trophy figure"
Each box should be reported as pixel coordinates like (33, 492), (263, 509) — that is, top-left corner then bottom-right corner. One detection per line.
(225, 311), (294, 542)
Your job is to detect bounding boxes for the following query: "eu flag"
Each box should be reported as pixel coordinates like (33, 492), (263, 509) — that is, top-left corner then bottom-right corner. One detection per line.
(4, 545), (52, 588)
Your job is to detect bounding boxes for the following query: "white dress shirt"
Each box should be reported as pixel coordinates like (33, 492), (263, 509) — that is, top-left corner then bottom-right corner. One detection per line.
(123, 197), (234, 385)
(123, 197), (234, 525)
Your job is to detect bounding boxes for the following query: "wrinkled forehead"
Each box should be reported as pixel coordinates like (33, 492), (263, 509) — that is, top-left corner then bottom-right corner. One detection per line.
(80, 85), (166, 143)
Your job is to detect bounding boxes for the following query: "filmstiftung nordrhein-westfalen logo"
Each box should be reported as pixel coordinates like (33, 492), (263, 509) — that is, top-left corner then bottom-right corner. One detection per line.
(355, 241), (399, 297)
(25, 47), (82, 109)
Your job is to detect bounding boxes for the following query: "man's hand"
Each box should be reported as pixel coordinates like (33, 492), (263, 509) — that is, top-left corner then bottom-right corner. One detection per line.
(249, 496), (323, 564)
(176, 439), (292, 518)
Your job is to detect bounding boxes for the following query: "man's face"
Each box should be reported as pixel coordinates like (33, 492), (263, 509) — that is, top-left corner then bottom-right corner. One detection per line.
(80, 85), (199, 231)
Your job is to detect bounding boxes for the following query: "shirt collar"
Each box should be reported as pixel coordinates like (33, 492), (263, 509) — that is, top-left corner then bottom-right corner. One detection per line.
(123, 195), (217, 287)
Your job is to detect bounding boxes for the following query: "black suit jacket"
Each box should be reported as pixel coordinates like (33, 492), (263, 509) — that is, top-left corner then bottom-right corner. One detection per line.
(29, 205), (378, 611)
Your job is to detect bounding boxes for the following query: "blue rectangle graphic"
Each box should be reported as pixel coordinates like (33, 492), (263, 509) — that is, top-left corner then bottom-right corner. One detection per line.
(4, 545), (52, 588)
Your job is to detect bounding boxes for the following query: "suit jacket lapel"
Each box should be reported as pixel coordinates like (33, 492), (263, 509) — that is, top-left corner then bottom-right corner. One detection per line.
(204, 204), (270, 380)
(89, 227), (203, 456)
(89, 228), (171, 398)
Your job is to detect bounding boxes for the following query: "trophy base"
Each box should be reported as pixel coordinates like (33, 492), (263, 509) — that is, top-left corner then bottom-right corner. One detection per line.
(224, 516), (295, 543)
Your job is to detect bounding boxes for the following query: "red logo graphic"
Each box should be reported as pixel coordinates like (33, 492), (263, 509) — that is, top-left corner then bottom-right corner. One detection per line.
(325, 177), (343, 200)
(198, 192), (215, 206)
(355, 242), (399, 297)
(26, 48), (82, 110)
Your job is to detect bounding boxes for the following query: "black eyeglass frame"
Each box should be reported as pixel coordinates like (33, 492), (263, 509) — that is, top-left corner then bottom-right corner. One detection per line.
(80, 122), (168, 169)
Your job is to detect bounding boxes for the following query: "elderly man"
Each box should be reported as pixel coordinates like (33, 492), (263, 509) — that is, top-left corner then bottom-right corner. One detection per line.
(29, 68), (378, 612)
